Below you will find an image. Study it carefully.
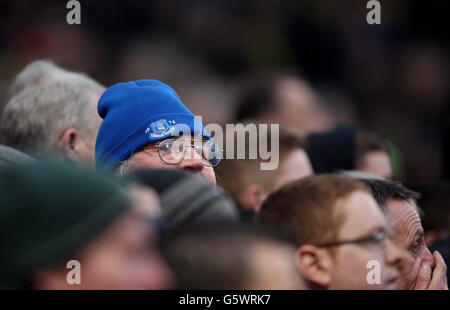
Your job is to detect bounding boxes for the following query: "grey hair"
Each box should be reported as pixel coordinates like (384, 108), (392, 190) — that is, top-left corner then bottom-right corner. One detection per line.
(0, 60), (106, 153)
(9, 60), (105, 98)
(116, 154), (136, 176)
(0, 82), (97, 152)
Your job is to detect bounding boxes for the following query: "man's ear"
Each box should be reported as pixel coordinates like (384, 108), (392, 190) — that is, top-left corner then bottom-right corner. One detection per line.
(58, 128), (78, 160)
(240, 183), (266, 212)
(296, 244), (333, 289)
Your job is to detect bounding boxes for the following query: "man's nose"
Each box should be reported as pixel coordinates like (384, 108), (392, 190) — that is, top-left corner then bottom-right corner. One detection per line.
(178, 145), (204, 172)
(385, 239), (407, 266)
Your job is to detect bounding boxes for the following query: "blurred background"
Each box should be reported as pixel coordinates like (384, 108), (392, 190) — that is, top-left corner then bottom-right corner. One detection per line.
(0, 0), (448, 187)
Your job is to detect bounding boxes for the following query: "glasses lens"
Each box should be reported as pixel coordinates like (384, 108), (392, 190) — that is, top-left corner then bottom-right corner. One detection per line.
(373, 231), (387, 244)
(157, 138), (221, 166)
(201, 140), (222, 167)
(159, 139), (185, 164)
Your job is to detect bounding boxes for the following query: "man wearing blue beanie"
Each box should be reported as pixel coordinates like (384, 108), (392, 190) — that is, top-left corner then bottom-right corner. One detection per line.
(95, 80), (220, 185)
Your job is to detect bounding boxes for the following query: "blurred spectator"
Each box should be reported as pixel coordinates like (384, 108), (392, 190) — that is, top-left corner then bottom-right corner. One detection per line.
(307, 126), (393, 179)
(95, 80), (220, 185)
(0, 60), (105, 167)
(355, 129), (393, 179)
(351, 174), (448, 290)
(235, 71), (333, 134)
(0, 0), (446, 293)
(125, 169), (239, 232)
(0, 0), (447, 186)
(216, 124), (312, 221)
(0, 162), (174, 289)
(161, 223), (306, 290)
(306, 126), (355, 174)
(259, 175), (404, 290)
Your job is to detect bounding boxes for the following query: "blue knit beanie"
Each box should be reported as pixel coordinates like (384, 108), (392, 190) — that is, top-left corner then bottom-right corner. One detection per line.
(95, 80), (208, 171)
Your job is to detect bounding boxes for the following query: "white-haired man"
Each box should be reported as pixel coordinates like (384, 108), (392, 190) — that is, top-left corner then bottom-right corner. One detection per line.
(0, 60), (105, 166)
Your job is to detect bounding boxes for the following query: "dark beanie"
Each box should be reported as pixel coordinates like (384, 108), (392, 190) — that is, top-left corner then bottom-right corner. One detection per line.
(95, 80), (210, 171)
(125, 169), (239, 232)
(0, 162), (130, 288)
(306, 126), (356, 174)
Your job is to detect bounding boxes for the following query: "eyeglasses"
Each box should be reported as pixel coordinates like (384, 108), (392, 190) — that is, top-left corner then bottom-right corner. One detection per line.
(141, 137), (222, 167)
(317, 231), (387, 248)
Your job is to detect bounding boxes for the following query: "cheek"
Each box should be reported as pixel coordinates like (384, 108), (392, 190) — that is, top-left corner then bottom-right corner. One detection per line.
(113, 256), (162, 289)
(403, 253), (423, 285)
(202, 167), (217, 185)
(406, 244), (434, 272)
(80, 253), (125, 289)
(97, 251), (173, 290)
(335, 248), (383, 285)
(339, 247), (381, 266)
(80, 249), (168, 289)
(129, 154), (167, 170)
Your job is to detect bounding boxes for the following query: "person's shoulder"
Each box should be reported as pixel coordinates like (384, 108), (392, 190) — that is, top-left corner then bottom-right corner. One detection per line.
(0, 145), (36, 166)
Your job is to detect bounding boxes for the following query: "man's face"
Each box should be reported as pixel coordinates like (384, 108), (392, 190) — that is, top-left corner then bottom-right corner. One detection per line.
(123, 137), (217, 185)
(358, 151), (393, 180)
(386, 199), (434, 289)
(270, 149), (313, 192)
(328, 191), (403, 290)
(275, 77), (332, 134)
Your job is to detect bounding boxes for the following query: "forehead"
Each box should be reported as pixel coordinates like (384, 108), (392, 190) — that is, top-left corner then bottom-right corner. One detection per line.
(386, 199), (423, 240)
(337, 190), (386, 237)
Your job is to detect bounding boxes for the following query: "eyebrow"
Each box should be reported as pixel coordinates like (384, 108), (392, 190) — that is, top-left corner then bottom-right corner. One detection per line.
(404, 228), (423, 248)
(411, 228), (424, 241)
